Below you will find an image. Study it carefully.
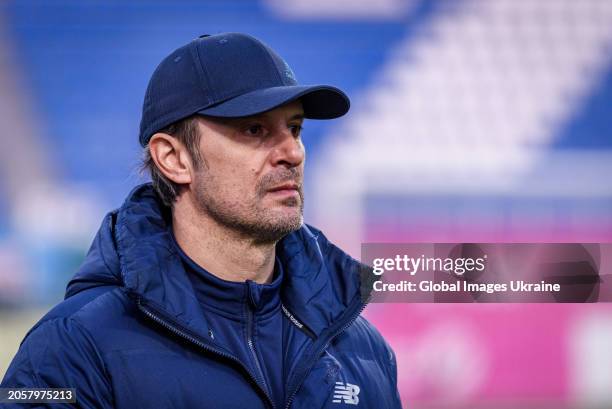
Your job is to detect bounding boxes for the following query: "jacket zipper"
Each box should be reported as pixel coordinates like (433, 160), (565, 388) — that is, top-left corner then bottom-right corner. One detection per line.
(283, 298), (367, 409)
(246, 304), (272, 404)
(137, 298), (275, 409)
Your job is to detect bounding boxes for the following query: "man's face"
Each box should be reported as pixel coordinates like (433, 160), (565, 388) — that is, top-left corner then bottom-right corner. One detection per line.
(190, 100), (305, 243)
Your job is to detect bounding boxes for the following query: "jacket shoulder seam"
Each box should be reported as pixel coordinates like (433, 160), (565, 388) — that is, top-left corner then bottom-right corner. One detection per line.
(69, 287), (123, 322)
(29, 287), (120, 336)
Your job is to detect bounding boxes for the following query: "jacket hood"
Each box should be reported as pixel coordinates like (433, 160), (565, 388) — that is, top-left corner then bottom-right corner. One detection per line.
(66, 183), (366, 338)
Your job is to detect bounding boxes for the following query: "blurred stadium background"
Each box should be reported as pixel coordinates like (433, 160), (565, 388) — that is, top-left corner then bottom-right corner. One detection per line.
(1, 0), (611, 408)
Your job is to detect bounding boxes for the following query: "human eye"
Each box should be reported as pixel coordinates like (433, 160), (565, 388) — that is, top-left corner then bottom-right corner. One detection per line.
(243, 123), (265, 137)
(289, 123), (303, 138)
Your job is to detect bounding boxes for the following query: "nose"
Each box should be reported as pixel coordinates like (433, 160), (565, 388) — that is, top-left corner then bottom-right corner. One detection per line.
(270, 127), (305, 168)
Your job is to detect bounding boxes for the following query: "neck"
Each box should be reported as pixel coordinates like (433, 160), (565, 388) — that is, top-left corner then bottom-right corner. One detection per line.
(171, 195), (277, 284)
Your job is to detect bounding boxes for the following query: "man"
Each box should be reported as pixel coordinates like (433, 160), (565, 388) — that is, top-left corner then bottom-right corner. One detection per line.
(2, 33), (401, 408)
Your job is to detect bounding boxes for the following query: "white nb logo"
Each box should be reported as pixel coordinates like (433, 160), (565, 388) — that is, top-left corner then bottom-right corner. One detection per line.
(332, 382), (360, 405)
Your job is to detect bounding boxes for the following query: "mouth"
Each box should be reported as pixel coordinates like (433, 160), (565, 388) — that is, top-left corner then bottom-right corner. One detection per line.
(267, 183), (299, 193)
(266, 183), (301, 200)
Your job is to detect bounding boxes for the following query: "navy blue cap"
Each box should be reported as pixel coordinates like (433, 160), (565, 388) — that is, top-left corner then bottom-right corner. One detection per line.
(139, 33), (350, 146)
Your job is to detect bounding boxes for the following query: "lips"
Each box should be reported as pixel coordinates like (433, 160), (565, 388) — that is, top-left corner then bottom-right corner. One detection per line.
(267, 183), (300, 193)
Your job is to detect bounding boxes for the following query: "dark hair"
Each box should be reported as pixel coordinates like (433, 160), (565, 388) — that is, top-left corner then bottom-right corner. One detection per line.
(141, 115), (202, 206)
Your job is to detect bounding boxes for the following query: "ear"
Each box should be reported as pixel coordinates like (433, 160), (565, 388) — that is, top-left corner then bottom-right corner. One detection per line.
(148, 133), (194, 185)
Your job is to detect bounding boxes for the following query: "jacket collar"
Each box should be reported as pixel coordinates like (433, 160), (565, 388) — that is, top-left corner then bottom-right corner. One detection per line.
(66, 183), (365, 340)
(172, 229), (285, 319)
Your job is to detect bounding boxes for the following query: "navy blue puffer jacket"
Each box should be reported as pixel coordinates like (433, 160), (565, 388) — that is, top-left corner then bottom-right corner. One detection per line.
(1, 184), (401, 409)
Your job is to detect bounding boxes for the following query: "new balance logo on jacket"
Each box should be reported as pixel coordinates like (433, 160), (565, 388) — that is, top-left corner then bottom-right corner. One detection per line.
(333, 382), (361, 405)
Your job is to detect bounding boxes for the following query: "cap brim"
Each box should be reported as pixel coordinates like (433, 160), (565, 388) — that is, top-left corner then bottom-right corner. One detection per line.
(197, 85), (350, 119)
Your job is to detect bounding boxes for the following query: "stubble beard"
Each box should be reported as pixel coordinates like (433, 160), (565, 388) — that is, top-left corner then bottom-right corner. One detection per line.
(193, 168), (304, 244)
